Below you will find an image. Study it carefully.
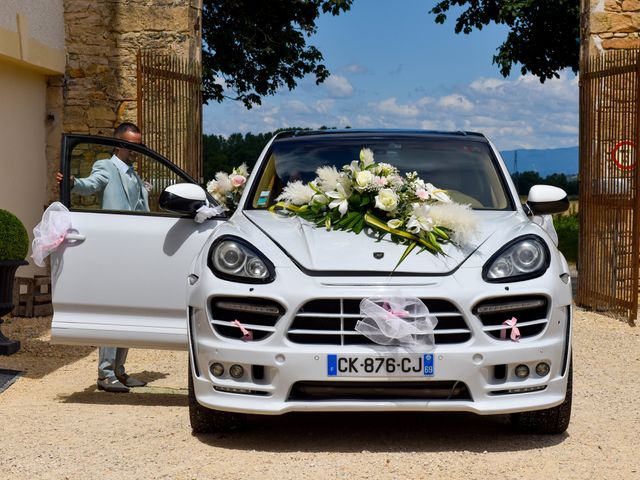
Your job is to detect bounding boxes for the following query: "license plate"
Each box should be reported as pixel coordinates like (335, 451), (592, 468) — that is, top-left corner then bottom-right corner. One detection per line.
(327, 354), (434, 377)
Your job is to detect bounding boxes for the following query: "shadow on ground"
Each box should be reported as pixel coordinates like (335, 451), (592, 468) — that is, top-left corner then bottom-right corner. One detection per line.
(0, 316), (95, 379)
(194, 411), (568, 454)
(59, 372), (186, 407)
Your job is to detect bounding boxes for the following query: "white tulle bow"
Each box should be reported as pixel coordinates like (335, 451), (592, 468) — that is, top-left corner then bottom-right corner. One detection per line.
(31, 202), (72, 267)
(356, 296), (438, 348)
(194, 204), (225, 223)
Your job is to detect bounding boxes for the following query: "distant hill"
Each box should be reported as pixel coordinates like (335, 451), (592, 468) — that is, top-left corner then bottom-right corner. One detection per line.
(500, 147), (578, 176)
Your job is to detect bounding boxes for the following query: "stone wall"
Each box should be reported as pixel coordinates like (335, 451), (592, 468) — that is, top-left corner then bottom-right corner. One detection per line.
(585, 0), (640, 55)
(45, 0), (202, 203)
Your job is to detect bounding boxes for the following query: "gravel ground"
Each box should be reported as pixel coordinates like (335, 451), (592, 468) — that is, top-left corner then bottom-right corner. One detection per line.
(0, 309), (638, 480)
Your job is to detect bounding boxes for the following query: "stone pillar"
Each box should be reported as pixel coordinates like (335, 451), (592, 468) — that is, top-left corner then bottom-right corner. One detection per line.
(585, 0), (640, 55)
(45, 0), (202, 203)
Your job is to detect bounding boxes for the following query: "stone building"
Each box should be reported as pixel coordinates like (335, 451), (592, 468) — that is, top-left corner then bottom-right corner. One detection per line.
(583, 0), (640, 55)
(0, 0), (202, 276)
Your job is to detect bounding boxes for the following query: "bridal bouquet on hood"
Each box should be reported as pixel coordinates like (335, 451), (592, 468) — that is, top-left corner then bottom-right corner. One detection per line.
(271, 148), (477, 267)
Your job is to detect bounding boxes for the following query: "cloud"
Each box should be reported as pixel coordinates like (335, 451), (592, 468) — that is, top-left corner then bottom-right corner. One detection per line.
(284, 100), (311, 114)
(342, 63), (368, 74)
(314, 99), (335, 114)
(374, 97), (419, 117)
(203, 71), (578, 151)
(324, 75), (354, 98)
(437, 94), (473, 112)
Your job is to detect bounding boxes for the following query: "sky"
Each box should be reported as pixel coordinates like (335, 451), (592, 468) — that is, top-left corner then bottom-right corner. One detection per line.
(202, 1), (579, 152)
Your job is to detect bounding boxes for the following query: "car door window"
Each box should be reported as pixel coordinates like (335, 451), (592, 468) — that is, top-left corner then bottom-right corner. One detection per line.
(65, 137), (200, 215)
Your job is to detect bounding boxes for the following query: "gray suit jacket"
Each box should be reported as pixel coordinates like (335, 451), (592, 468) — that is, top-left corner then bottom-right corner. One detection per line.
(73, 156), (149, 212)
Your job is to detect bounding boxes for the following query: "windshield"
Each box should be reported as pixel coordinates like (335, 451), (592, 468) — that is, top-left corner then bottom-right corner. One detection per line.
(248, 136), (512, 210)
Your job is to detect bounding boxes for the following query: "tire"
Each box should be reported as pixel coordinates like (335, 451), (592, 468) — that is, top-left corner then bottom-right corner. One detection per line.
(188, 360), (247, 434)
(510, 361), (572, 435)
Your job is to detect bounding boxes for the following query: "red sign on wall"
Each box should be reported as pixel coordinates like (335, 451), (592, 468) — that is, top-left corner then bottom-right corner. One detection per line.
(611, 140), (636, 171)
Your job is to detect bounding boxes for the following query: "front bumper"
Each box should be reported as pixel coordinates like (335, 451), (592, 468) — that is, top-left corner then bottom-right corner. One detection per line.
(187, 266), (572, 416)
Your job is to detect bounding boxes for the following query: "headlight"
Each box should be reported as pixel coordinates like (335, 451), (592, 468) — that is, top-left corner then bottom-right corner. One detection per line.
(209, 237), (275, 283)
(483, 235), (550, 283)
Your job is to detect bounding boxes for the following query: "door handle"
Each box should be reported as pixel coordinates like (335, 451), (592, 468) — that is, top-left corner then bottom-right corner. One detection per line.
(65, 232), (86, 242)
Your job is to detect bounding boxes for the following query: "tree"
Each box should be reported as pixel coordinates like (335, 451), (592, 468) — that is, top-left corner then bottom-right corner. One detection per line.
(430, 1), (580, 81)
(202, 0), (353, 108)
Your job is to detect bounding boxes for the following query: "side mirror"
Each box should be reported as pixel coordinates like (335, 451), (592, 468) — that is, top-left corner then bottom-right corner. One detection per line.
(159, 183), (208, 217)
(525, 185), (570, 215)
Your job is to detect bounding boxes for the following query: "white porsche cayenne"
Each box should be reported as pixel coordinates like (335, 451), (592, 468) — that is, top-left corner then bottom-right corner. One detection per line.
(52, 130), (572, 435)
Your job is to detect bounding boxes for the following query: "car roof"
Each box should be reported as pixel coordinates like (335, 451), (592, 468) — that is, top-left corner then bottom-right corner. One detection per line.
(273, 129), (489, 143)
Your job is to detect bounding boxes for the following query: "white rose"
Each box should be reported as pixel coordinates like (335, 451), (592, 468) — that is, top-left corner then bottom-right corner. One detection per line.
(375, 189), (399, 212)
(355, 170), (374, 189)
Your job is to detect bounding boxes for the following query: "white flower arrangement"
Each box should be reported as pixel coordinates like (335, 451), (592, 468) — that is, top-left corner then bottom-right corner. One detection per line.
(272, 148), (478, 267)
(206, 163), (249, 212)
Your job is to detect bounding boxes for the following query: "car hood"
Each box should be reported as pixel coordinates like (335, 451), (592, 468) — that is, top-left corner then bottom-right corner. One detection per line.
(243, 210), (522, 274)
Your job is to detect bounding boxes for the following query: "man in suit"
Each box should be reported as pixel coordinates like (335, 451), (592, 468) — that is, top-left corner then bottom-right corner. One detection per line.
(56, 122), (149, 393)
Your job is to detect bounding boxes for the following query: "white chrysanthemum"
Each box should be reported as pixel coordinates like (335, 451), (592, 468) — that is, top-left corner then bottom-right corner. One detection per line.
(429, 203), (478, 244)
(277, 181), (316, 206)
(215, 172), (232, 193)
(377, 163), (397, 177)
(360, 148), (375, 167)
(316, 166), (342, 191)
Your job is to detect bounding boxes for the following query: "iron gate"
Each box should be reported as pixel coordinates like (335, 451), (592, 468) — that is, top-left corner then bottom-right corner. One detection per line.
(136, 50), (203, 206)
(578, 49), (640, 324)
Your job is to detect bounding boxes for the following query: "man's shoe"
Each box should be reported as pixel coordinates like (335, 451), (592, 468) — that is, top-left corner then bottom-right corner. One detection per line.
(116, 374), (147, 388)
(97, 377), (130, 393)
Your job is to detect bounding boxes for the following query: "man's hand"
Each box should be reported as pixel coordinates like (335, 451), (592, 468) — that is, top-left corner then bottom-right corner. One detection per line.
(55, 172), (75, 187)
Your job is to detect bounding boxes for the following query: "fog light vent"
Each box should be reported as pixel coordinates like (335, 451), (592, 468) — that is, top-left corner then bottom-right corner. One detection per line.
(535, 362), (550, 377)
(515, 364), (530, 379)
(229, 364), (244, 379)
(210, 363), (224, 377)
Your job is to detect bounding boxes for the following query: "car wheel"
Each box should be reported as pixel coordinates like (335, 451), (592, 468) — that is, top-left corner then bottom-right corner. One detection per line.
(510, 360), (572, 435)
(188, 359), (247, 434)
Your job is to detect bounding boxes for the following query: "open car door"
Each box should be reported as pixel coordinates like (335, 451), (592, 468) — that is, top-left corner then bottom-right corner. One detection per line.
(51, 134), (224, 350)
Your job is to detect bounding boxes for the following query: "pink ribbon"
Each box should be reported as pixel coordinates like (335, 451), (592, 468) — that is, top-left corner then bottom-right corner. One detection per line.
(382, 302), (409, 318)
(500, 317), (520, 342)
(233, 320), (253, 341)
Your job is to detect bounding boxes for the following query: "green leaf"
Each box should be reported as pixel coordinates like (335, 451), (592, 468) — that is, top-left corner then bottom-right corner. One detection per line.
(345, 212), (362, 231)
(433, 226), (449, 241)
(352, 216), (365, 234)
(392, 241), (418, 273)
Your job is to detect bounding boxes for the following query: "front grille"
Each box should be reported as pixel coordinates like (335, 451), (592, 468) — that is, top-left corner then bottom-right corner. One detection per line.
(473, 295), (549, 340)
(288, 380), (471, 401)
(287, 298), (471, 345)
(210, 296), (284, 341)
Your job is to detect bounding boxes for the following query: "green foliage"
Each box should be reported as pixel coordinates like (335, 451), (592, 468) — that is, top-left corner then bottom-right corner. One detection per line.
(203, 128), (322, 182)
(202, 0), (352, 108)
(0, 209), (29, 261)
(553, 212), (578, 263)
(511, 171), (578, 196)
(203, 131), (273, 182)
(430, 0), (579, 82)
